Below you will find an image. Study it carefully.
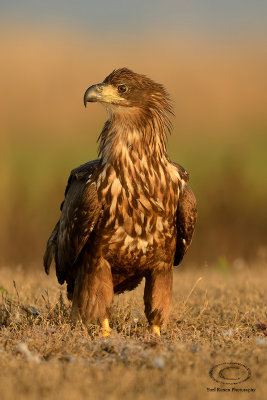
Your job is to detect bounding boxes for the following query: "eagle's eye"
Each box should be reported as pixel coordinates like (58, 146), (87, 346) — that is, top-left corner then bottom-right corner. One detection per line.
(118, 84), (128, 94)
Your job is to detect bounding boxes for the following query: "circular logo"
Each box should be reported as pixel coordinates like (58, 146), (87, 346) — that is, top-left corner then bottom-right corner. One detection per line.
(209, 363), (251, 384)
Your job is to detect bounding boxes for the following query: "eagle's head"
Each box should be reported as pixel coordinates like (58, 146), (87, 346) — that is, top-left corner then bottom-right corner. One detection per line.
(83, 68), (172, 118)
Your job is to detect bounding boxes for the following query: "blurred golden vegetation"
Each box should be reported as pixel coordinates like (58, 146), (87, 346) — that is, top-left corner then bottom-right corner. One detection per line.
(1, 26), (267, 266)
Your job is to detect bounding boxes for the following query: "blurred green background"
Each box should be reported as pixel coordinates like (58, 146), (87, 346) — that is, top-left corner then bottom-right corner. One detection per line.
(1, 1), (267, 267)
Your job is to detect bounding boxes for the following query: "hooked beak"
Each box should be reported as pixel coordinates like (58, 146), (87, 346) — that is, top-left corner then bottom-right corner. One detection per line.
(83, 82), (126, 108)
(83, 84), (104, 107)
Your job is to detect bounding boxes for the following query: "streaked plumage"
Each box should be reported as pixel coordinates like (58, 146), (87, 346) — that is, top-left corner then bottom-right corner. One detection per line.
(44, 68), (197, 335)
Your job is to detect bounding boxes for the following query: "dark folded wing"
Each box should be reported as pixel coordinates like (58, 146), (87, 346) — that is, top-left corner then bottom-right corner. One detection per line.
(173, 164), (197, 266)
(44, 159), (101, 284)
(44, 221), (59, 275)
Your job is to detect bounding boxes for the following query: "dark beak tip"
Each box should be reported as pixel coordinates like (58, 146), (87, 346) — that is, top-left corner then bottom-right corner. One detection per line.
(83, 90), (89, 108)
(83, 84), (103, 108)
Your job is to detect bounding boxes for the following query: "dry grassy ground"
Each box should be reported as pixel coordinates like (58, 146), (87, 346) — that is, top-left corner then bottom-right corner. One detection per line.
(1, 262), (267, 400)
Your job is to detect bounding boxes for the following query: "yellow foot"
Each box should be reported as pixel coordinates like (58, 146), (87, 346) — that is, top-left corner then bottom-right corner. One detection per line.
(102, 318), (112, 337)
(151, 325), (161, 337)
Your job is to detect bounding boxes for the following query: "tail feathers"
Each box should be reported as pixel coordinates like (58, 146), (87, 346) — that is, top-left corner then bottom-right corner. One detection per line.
(43, 222), (59, 275)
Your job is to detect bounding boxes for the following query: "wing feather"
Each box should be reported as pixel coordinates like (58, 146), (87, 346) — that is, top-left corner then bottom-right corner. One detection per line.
(44, 160), (101, 284)
(173, 164), (197, 266)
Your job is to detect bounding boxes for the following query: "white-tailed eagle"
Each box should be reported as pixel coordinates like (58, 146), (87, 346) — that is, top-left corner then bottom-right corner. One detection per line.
(44, 68), (197, 336)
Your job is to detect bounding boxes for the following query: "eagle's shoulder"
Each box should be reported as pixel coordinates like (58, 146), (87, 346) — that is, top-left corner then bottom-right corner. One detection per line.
(61, 159), (100, 209)
(70, 159), (101, 176)
(171, 161), (190, 184)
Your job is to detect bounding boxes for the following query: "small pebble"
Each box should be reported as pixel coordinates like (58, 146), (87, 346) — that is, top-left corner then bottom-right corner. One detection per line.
(222, 328), (234, 337)
(16, 342), (41, 363)
(153, 356), (165, 369)
(255, 337), (266, 345)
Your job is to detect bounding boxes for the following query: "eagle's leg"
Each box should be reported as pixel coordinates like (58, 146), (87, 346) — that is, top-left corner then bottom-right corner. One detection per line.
(70, 256), (114, 336)
(144, 265), (173, 336)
